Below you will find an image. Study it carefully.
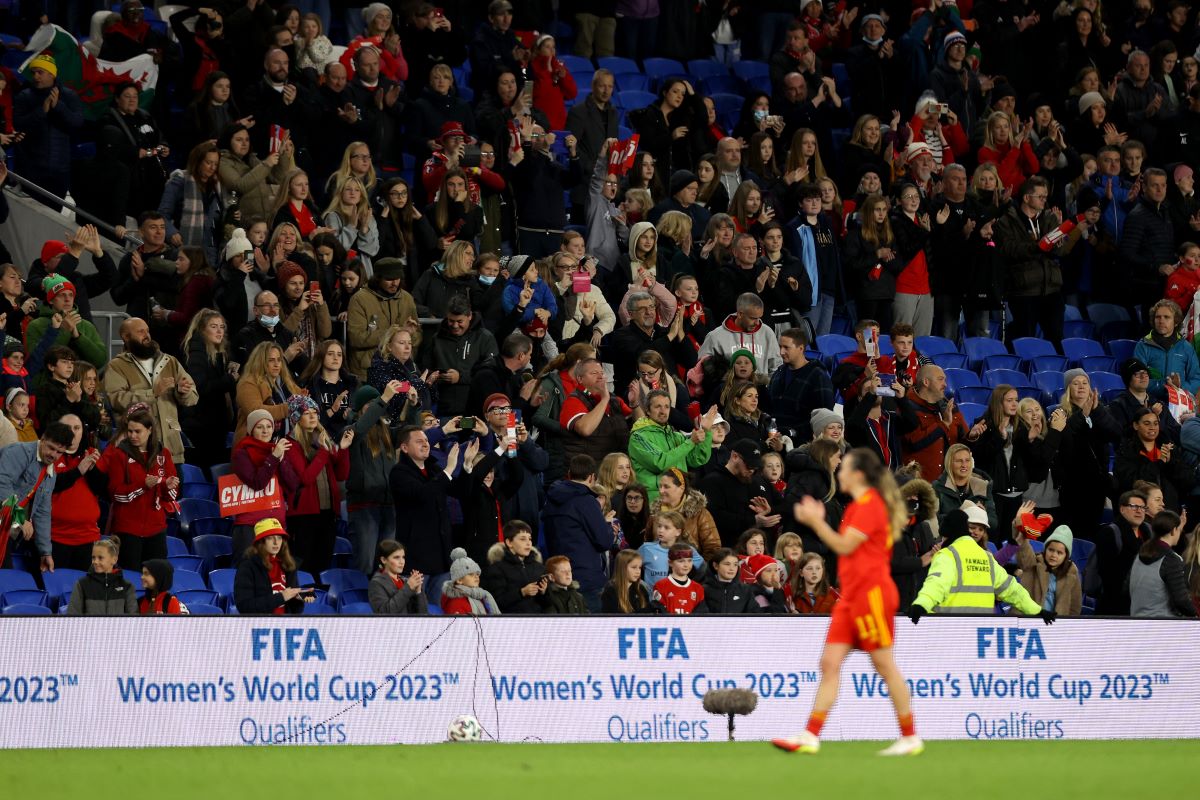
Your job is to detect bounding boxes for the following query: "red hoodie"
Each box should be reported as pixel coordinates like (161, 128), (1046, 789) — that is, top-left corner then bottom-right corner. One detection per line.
(50, 450), (102, 546)
(97, 442), (179, 537)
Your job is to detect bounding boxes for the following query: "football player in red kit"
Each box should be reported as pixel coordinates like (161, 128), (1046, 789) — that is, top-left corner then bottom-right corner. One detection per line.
(652, 547), (706, 614)
(772, 448), (923, 756)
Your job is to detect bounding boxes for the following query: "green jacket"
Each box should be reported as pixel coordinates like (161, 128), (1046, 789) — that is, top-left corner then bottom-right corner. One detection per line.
(24, 303), (107, 368)
(627, 416), (712, 501)
(913, 536), (1041, 615)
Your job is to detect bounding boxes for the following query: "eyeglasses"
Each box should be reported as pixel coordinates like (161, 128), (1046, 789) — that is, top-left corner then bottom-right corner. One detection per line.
(603, 180), (620, 187)
(638, 371), (659, 380)
(488, 405), (512, 414)
(389, 190), (408, 198)
(480, 151), (496, 158)
(1028, 193), (1049, 201)
(1123, 503), (1147, 511)
(256, 302), (281, 310)
(531, 133), (545, 140)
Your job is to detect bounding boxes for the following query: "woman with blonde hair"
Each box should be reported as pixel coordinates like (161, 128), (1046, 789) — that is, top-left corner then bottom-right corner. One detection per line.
(323, 141), (378, 201)
(323, 175), (380, 273)
(368, 324), (435, 415)
(234, 341), (302, 444)
(601, 549), (652, 613)
(412, 239), (476, 318)
(844, 193), (899, 328)
(181, 308), (236, 466)
(654, 210), (694, 285)
(785, 127), (829, 186)
(977, 110), (1039, 191)
(272, 169), (334, 242)
(840, 113), (893, 195)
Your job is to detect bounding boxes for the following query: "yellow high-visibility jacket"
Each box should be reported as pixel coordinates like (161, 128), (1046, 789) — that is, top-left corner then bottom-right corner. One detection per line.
(913, 536), (1042, 615)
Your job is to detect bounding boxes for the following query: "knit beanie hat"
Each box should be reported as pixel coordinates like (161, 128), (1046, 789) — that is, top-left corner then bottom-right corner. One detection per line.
(352, 384), (381, 411)
(1120, 358), (1151, 386)
(964, 503), (990, 529)
(42, 273), (76, 302)
(277, 261), (307, 291)
(362, 2), (391, 24)
(142, 559), (174, 593)
(4, 338), (24, 358)
(1063, 367), (1088, 387)
(224, 227), (253, 262)
(449, 547), (482, 581)
(40, 240), (69, 264)
(991, 82), (1017, 104)
(810, 407), (843, 436)
(1044, 525), (1073, 557)
(254, 517), (288, 542)
(747, 553), (779, 579)
(374, 257), (405, 281)
(943, 30), (967, 50)
(246, 408), (275, 435)
(669, 170), (700, 196)
(286, 393), (319, 425)
(730, 348), (757, 371)
(28, 53), (57, 78)
(1075, 185), (1101, 213)
(1077, 91), (1105, 116)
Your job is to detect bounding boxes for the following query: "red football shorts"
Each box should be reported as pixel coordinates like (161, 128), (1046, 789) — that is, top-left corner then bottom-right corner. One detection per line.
(825, 582), (899, 651)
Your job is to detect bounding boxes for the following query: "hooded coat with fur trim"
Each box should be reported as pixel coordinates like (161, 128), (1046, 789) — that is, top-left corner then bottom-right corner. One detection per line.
(894, 478), (940, 609)
(482, 541), (545, 614)
(649, 489), (723, 561)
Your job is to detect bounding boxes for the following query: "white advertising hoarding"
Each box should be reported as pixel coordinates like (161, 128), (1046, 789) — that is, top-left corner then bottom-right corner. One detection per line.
(0, 617), (1197, 747)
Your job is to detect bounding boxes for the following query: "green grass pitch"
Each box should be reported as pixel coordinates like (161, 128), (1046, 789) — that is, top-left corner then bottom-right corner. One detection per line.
(4, 741), (1197, 798)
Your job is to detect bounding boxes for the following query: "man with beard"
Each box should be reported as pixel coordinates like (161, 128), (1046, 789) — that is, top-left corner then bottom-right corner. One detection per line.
(697, 439), (783, 546)
(241, 47), (319, 169)
(103, 318), (199, 464)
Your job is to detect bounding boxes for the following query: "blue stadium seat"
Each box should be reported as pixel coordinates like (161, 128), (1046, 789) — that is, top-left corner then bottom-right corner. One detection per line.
(122, 569), (143, 589)
(1086, 302), (1133, 328)
(617, 124), (632, 140)
(597, 56), (638, 74)
(956, 386), (994, 405)
(166, 536), (190, 557)
(186, 603), (225, 615)
(930, 352), (968, 370)
(985, 369), (1034, 389)
(1071, 537), (1095, 578)
(320, 569), (369, 605)
(172, 571), (208, 592)
(332, 537), (353, 569)
(1, 589), (49, 608)
(1062, 319), (1096, 340)
(1079, 355), (1117, 374)
(732, 60), (770, 82)
(297, 570), (316, 587)
(191, 517), (233, 539)
(964, 337), (1007, 370)
(570, 69), (594, 93)
(302, 602), (336, 615)
(1061, 337), (1106, 365)
(1033, 371), (1066, 404)
(559, 54), (594, 73)
(456, 85), (474, 102)
(0, 568), (38, 595)
(42, 569), (86, 607)
(614, 72), (648, 92)
(1106, 339), (1138, 364)
(915, 335), (958, 356)
(982, 354), (1022, 372)
(1064, 305), (1083, 321)
(816, 333), (856, 356)
(1099, 320), (1143, 342)
(958, 402), (986, 426)
(177, 589), (219, 608)
(614, 89), (655, 110)
(1011, 337), (1058, 361)
(208, 568), (236, 609)
(336, 588), (369, 610)
(748, 75), (773, 94)
(177, 498), (220, 539)
(1027, 354), (1068, 375)
(643, 57), (684, 87)
(944, 368), (983, 394)
(340, 602), (374, 615)
(702, 75), (742, 95)
(876, 334), (894, 356)
(3, 603), (51, 615)
(180, 482), (215, 500)
(193, 534), (234, 571)
(687, 59), (729, 80)
(1088, 371), (1124, 395)
(830, 62), (851, 96)
(427, 602), (443, 615)
(209, 463), (233, 482)
(168, 555), (206, 575)
(179, 464), (207, 485)
(708, 92), (743, 127)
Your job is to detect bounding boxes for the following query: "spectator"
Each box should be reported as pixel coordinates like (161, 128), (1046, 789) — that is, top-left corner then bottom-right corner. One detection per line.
(482, 520), (546, 614)
(110, 212), (181, 328)
(1056, 369), (1122, 536)
(967, 384), (1045, 533)
(346, 258), (420, 379)
(560, 357), (631, 464)
(4, 388), (34, 442)
(648, 171), (713, 240)
(242, 48), (320, 167)
(543, 454), (615, 611)
(234, 518), (311, 615)
(233, 341), (302, 446)
(467, 332), (535, 417)
(845, 15), (902, 121)
(96, 82), (168, 221)
(154, 247), (217, 352)
(475, 392), (546, 525)
(698, 439), (783, 547)
(218, 124), (294, 228)
(628, 390), (716, 500)
(23, 275), (107, 370)
(418, 296), (498, 416)
(993, 176), (1070, 345)
(651, 544), (708, 615)
(1122, 170), (1179, 316)
(413, 241), (477, 319)
(469, 0), (525, 97)
(65, 538), (137, 616)
(376, 179), (439, 286)
(1114, 407), (1191, 511)
(792, 552), (838, 614)
(1129, 510), (1197, 618)
(46, 414), (103, 572)
(898, 364), (966, 480)
(703, 547), (757, 613)
(298, 340), (357, 438)
(368, 539), (429, 614)
(650, 467), (722, 561)
(1014, 524), (1082, 617)
(400, 3), (467, 99)
(96, 406), (179, 569)
(844, 193), (900, 329)
(233, 290), (302, 373)
(932, 444), (999, 531)
(408, 66), (476, 175)
(158, 142), (224, 266)
(425, 168), (483, 255)
(627, 79), (706, 181)
(528, 34), (576, 132)
(977, 111), (1039, 191)
(769, 327), (834, 442)
(322, 176), (380, 271)
(272, 170), (332, 244)
(276, 261), (333, 370)
(541, 556), (590, 614)
(698, 292), (782, 374)
(12, 53), (83, 209)
(567, 71), (619, 219)
(601, 549), (652, 613)
(509, 119), (581, 258)
(103, 318), (199, 465)
(31, 346), (84, 436)
(1112, 50), (1174, 152)
(138, 558), (189, 615)
(784, 184), (841, 337)
(391, 426), (459, 578)
(1109, 357), (1177, 436)
(928, 164), (992, 340)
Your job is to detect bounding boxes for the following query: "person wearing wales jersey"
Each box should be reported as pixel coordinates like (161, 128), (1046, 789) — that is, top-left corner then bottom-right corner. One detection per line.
(773, 447), (923, 757)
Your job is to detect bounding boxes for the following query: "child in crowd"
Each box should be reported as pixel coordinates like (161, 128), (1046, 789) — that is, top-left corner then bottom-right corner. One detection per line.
(139, 559), (189, 614)
(791, 552), (838, 614)
(234, 518), (313, 615)
(368, 539), (428, 615)
(66, 537), (137, 615)
(601, 550), (653, 613)
(542, 555), (589, 614)
(638, 511), (704, 586)
(5, 388), (36, 442)
(652, 546), (707, 615)
(617, 483), (650, 543)
(703, 547), (758, 613)
(1164, 242), (1200, 313)
(762, 451), (787, 495)
(735, 527), (771, 583)
(0, 333), (54, 401)
(441, 547), (502, 615)
(747, 553), (790, 613)
(774, 531), (804, 584)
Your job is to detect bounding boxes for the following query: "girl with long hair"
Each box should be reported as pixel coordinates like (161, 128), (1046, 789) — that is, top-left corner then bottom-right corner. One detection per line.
(978, 110), (1039, 191)
(376, 177), (438, 287)
(183, 71), (244, 153)
(368, 540), (428, 614)
(623, 151), (665, 201)
(889, 183), (933, 336)
(324, 141), (378, 202)
(272, 169), (333, 242)
(1129, 510), (1196, 618)
(727, 180), (775, 238)
(233, 518), (312, 614)
(158, 141), (223, 264)
(299, 339), (358, 437)
(696, 153), (720, 207)
(295, 12), (335, 72)
(791, 552), (839, 614)
(840, 113), (893, 196)
(426, 168), (482, 253)
(279, 394), (352, 576)
(968, 385), (1040, 534)
(843, 193), (899, 329)
(180, 309), (236, 467)
(158, 246), (217, 350)
(322, 175), (380, 273)
(725, 379), (783, 453)
(234, 341), (302, 444)
(96, 407), (180, 569)
(600, 549), (652, 613)
(616, 483), (651, 544)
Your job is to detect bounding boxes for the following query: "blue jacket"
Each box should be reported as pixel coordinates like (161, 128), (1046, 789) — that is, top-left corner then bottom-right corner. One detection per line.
(0, 442), (56, 556)
(1133, 333), (1200, 396)
(12, 84), (83, 177)
(542, 479), (612, 593)
(1091, 173), (1134, 242)
(501, 275), (558, 324)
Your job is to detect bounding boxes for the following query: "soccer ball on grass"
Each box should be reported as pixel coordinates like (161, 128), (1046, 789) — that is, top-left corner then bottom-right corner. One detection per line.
(447, 714), (483, 742)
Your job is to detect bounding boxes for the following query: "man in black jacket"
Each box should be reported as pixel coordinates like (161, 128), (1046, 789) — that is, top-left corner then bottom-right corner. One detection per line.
(697, 439), (783, 546)
(390, 427), (459, 577)
(566, 70), (619, 221)
(346, 46), (406, 175)
(928, 165), (993, 341)
(508, 120), (582, 258)
(992, 176), (1069, 346)
(604, 291), (695, 391)
(1095, 489), (1150, 615)
(1119, 169), (1178, 320)
(421, 297), (499, 416)
(466, 332), (533, 417)
(242, 48), (320, 171)
(469, 0), (526, 95)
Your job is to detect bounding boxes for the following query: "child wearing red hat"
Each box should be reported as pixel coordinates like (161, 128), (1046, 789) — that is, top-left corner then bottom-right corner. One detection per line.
(232, 517), (314, 614)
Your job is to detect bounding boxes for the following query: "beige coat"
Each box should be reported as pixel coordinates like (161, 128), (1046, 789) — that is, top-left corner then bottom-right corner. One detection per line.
(102, 351), (199, 463)
(218, 148), (295, 224)
(345, 286), (420, 378)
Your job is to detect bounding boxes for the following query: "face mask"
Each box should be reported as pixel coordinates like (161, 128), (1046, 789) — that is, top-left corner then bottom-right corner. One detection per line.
(864, 36), (884, 47)
(754, 109), (768, 123)
(260, 315), (280, 327)
(478, 275), (497, 285)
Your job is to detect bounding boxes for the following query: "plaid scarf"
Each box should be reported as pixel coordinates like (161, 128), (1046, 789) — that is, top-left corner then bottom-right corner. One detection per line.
(171, 170), (214, 251)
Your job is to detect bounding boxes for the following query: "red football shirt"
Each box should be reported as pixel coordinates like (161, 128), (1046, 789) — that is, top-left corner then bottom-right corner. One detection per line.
(836, 488), (895, 597)
(653, 576), (705, 615)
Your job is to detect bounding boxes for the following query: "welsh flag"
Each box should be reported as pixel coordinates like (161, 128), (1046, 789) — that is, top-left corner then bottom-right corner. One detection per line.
(20, 24), (158, 120)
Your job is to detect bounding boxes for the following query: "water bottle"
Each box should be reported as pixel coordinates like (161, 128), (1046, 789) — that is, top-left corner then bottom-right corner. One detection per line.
(505, 411), (518, 459)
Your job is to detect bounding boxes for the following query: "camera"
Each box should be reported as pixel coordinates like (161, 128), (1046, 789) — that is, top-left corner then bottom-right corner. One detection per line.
(460, 144), (482, 169)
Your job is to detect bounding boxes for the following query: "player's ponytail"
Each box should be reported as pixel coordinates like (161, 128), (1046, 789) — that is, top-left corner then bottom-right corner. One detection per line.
(847, 448), (907, 541)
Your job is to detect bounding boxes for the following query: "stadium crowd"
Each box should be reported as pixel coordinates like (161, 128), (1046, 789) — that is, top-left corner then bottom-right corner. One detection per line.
(0, 0), (1198, 619)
